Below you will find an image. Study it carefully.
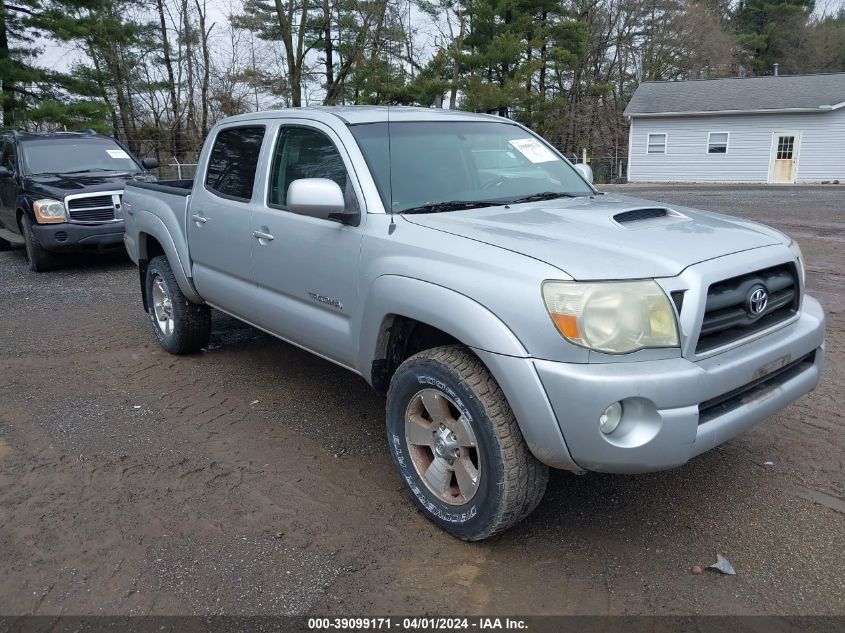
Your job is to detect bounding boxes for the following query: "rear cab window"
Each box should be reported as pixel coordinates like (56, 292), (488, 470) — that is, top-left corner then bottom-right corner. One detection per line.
(204, 126), (266, 201)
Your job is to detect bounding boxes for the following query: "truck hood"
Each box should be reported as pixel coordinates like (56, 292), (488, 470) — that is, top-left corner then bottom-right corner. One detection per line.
(401, 193), (785, 280)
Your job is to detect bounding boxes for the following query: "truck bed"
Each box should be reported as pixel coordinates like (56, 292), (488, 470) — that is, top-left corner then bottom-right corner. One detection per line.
(126, 179), (194, 196)
(122, 179), (195, 283)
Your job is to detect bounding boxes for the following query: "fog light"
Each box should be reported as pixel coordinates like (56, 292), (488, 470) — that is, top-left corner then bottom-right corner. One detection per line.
(599, 402), (623, 434)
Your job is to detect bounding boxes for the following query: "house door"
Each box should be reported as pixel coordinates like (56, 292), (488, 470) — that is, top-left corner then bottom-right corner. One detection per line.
(770, 133), (800, 183)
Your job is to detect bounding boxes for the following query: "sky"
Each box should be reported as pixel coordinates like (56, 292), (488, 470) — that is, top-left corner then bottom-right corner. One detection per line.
(34, 0), (845, 87)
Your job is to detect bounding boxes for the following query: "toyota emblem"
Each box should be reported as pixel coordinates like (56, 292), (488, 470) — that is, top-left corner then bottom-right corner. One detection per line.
(746, 286), (769, 317)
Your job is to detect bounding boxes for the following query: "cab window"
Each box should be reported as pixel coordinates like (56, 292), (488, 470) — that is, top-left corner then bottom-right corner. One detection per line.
(205, 126), (265, 201)
(269, 127), (349, 209)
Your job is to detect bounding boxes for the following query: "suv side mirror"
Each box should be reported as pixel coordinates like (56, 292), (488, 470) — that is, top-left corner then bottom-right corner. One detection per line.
(0, 166), (10, 178)
(574, 163), (593, 184)
(287, 178), (357, 225)
(141, 157), (159, 170)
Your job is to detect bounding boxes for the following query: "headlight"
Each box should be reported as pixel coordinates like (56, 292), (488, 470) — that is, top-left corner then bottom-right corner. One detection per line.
(33, 198), (67, 224)
(788, 239), (805, 287)
(542, 280), (680, 354)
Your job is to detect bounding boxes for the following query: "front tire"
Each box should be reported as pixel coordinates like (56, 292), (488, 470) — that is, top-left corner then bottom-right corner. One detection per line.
(145, 255), (211, 354)
(386, 346), (548, 540)
(21, 216), (56, 272)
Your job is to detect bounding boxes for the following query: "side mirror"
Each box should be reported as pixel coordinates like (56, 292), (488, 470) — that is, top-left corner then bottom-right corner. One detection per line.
(287, 178), (356, 224)
(574, 163), (593, 184)
(141, 157), (159, 170)
(0, 166), (10, 178)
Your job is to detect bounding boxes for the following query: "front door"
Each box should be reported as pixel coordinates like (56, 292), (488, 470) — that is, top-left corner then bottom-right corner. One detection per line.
(189, 124), (267, 322)
(0, 140), (18, 231)
(250, 122), (364, 368)
(770, 133), (800, 183)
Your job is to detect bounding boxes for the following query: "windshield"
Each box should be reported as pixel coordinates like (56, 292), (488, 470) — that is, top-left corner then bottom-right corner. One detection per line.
(21, 138), (142, 176)
(349, 120), (593, 213)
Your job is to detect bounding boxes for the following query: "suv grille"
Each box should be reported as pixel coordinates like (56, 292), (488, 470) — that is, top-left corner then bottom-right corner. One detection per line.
(66, 193), (120, 223)
(696, 263), (799, 354)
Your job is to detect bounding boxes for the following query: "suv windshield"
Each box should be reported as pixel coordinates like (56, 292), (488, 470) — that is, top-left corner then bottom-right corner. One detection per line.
(21, 137), (142, 176)
(349, 120), (593, 213)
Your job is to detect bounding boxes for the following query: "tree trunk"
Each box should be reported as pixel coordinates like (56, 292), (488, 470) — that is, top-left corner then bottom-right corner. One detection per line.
(184, 0), (198, 146)
(538, 11), (547, 97)
(156, 0), (183, 158)
(194, 0), (211, 138)
(272, 0), (300, 107)
(321, 0), (334, 102)
(0, 4), (15, 126)
(449, 13), (464, 109)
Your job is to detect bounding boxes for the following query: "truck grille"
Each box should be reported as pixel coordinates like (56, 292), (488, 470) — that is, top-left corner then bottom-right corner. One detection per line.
(696, 263), (799, 354)
(65, 193), (122, 223)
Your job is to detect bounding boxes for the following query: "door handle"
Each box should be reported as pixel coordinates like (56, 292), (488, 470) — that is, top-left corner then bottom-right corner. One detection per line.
(252, 229), (274, 241)
(191, 213), (207, 225)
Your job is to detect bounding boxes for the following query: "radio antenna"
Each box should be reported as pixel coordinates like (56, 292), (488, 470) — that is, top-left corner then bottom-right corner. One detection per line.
(387, 103), (396, 234)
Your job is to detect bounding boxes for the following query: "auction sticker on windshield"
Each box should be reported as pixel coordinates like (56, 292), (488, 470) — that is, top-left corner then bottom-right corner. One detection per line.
(106, 149), (131, 159)
(508, 138), (557, 163)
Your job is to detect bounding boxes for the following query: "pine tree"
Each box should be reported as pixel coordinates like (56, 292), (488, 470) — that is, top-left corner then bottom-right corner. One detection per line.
(733, 0), (815, 74)
(31, 0), (150, 144)
(1, 0), (45, 127)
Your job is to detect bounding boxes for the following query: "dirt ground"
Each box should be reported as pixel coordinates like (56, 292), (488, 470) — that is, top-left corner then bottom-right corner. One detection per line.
(0, 184), (843, 617)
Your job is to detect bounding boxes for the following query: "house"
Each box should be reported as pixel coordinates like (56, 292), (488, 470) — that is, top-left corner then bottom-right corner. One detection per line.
(624, 73), (845, 184)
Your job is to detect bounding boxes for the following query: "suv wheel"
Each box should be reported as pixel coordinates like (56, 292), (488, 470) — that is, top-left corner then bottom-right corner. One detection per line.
(21, 215), (56, 272)
(145, 255), (211, 354)
(386, 345), (548, 540)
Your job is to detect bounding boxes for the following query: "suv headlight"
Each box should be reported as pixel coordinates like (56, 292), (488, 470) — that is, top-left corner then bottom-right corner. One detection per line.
(33, 198), (67, 224)
(542, 280), (680, 354)
(788, 239), (805, 287)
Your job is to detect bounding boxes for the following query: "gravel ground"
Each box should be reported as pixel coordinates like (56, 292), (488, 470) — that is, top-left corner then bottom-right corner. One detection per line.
(0, 184), (843, 616)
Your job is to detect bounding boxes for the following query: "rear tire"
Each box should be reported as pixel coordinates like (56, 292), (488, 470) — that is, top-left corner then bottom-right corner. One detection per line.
(21, 215), (56, 272)
(386, 345), (548, 540)
(145, 255), (211, 354)
(0, 236), (11, 251)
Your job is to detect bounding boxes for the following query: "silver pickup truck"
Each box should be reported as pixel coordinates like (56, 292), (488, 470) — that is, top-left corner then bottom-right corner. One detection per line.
(122, 106), (825, 540)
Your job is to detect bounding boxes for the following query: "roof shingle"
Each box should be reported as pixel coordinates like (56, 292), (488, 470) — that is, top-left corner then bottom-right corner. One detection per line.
(624, 73), (845, 116)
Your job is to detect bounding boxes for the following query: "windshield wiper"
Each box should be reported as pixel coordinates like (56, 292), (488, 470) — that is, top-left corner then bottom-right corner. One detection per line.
(399, 200), (500, 215)
(506, 191), (583, 204)
(62, 168), (127, 174)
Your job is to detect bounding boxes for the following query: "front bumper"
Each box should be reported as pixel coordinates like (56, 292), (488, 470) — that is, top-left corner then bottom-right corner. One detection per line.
(32, 221), (125, 253)
(494, 295), (824, 473)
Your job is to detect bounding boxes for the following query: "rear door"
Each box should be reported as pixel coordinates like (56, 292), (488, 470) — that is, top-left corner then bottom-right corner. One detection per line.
(249, 121), (365, 367)
(189, 124), (267, 322)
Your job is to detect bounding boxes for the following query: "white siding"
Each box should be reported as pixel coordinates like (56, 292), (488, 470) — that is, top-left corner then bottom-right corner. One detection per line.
(628, 109), (845, 183)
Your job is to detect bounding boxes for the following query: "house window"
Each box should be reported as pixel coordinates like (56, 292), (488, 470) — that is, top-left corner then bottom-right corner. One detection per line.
(647, 133), (666, 154)
(708, 132), (729, 154)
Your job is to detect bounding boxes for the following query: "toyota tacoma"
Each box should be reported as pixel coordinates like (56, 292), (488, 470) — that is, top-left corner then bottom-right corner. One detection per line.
(121, 107), (825, 540)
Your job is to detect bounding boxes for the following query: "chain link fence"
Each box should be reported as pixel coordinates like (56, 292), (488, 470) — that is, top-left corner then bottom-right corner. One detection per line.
(567, 155), (628, 185)
(153, 162), (199, 181)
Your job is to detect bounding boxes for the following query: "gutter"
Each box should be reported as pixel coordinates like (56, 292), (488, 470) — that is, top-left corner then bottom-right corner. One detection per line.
(624, 106), (838, 118)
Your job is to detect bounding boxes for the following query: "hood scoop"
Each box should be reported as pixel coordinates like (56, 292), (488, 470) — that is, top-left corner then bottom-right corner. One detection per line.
(614, 207), (669, 223)
(613, 207), (689, 228)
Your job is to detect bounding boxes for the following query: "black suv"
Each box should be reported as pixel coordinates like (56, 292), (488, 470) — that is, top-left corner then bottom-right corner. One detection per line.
(0, 130), (158, 271)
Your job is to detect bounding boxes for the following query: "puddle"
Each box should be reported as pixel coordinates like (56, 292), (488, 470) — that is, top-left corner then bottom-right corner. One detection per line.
(0, 437), (10, 457)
